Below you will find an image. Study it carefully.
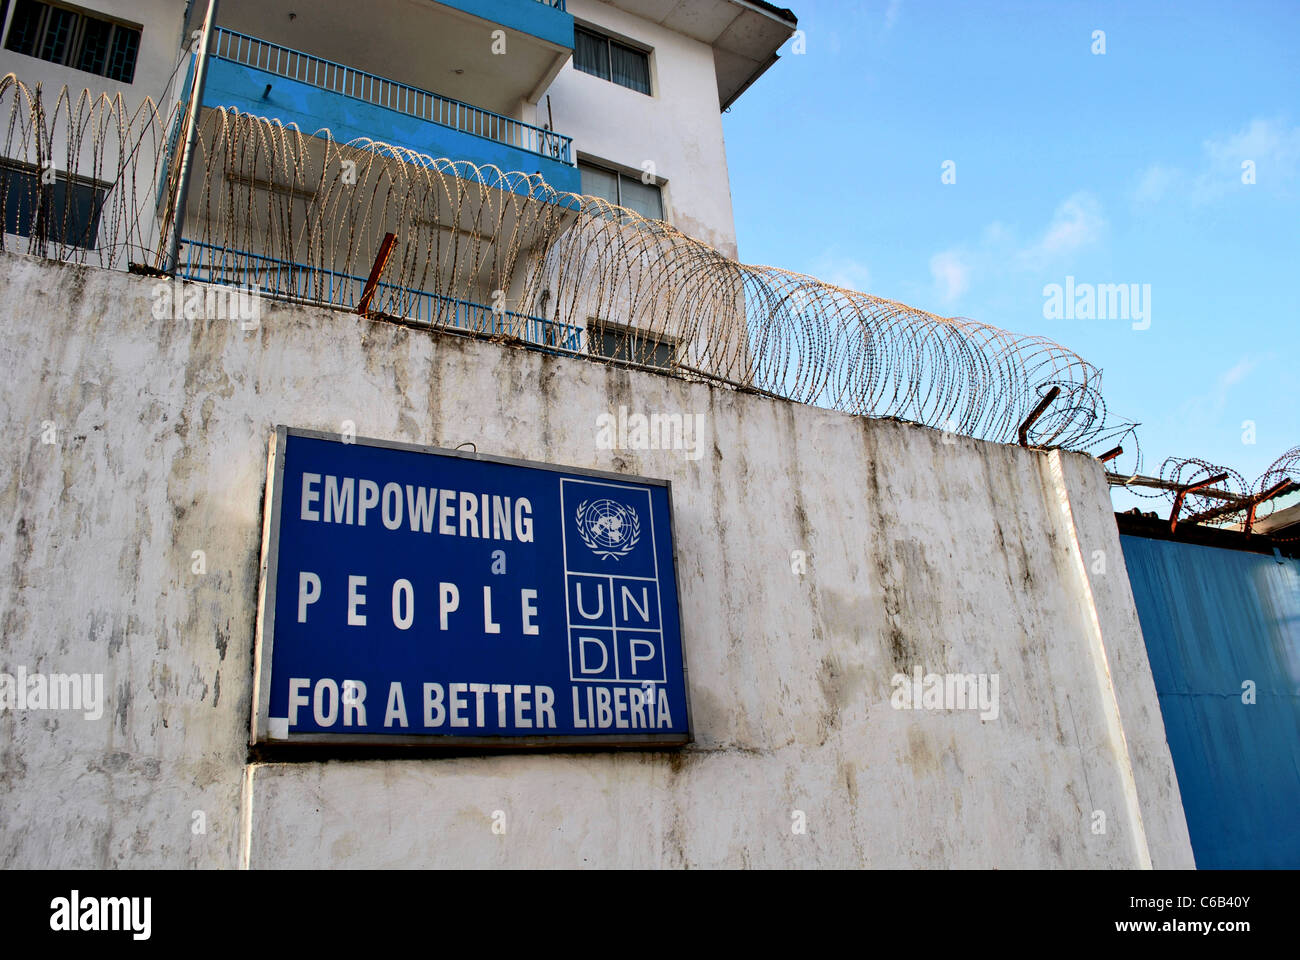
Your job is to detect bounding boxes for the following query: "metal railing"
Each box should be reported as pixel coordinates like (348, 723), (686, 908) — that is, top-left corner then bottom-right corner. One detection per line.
(179, 241), (583, 352)
(210, 27), (574, 165)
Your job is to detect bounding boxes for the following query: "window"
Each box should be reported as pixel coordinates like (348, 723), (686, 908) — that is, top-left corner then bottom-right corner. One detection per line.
(0, 159), (106, 249)
(588, 320), (677, 370)
(573, 25), (650, 95)
(579, 161), (663, 220)
(5, 0), (141, 83)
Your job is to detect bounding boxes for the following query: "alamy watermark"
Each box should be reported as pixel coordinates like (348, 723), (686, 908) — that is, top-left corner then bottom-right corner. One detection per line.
(1043, 276), (1151, 330)
(890, 666), (1000, 721)
(0, 667), (104, 720)
(151, 278), (262, 329)
(595, 405), (706, 461)
(50, 891), (150, 940)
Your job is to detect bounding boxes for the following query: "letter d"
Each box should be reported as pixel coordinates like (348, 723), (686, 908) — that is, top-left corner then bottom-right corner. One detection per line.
(578, 636), (609, 674)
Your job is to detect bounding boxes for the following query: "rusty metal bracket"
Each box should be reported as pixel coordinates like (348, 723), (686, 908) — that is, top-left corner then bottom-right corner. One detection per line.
(1245, 479), (1295, 536)
(1098, 445), (1123, 464)
(356, 232), (397, 317)
(1018, 386), (1061, 447)
(1169, 472), (1229, 533)
(1183, 477), (1291, 528)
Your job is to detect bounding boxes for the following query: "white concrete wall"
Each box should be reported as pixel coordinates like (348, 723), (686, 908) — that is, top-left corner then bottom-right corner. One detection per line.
(542, 0), (740, 257)
(0, 253), (1194, 868)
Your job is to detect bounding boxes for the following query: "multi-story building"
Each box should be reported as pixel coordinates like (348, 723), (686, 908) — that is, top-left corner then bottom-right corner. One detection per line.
(191, 0), (796, 254)
(0, 0), (188, 253)
(176, 0), (797, 369)
(0, 0), (796, 370)
(0, 0), (183, 98)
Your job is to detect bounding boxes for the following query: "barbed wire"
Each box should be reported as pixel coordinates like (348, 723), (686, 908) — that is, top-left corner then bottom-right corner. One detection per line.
(1120, 447), (1300, 530)
(0, 74), (1140, 456)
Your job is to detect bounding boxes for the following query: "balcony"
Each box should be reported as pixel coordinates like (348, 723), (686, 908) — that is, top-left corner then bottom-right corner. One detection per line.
(435, 0), (574, 50)
(204, 0), (573, 117)
(203, 29), (579, 193)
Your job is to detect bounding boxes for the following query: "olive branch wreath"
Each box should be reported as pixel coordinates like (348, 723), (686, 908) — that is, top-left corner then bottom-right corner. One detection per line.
(575, 499), (641, 560)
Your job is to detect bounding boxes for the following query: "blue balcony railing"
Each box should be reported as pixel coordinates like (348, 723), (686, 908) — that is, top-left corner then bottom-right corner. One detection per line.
(179, 241), (583, 353)
(210, 28), (574, 166)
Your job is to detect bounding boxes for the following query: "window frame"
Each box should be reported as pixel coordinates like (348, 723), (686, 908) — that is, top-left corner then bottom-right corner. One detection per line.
(0, 157), (110, 250)
(577, 159), (665, 222)
(3, 0), (142, 84)
(586, 318), (679, 370)
(572, 23), (652, 97)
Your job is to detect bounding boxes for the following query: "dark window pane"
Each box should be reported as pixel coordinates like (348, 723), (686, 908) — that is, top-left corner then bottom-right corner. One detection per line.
(578, 162), (618, 204)
(6, 0), (46, 57)
(106, 24), (139, 83)
(1, 162), (42, 237)
(618, 175), (662, 220)
(39, 5), (75, 64)
(573, 27), (609, 81)
(593, 327), (673, 368)
(78, 17), (111, 75)
(48, 175), (104, 248)
(0, 161), (102, 249)
(609, 41), (650, 95)
(4, 3), (140, 83)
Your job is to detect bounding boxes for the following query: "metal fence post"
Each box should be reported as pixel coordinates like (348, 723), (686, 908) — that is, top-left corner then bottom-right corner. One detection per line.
(164, 0), (220, 275)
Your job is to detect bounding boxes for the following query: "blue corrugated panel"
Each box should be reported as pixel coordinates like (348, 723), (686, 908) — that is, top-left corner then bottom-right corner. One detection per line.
(1120, 535), (1300, 868)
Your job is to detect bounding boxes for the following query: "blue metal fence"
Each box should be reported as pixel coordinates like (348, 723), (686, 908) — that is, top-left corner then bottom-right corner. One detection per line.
(1121, 534), (1300, 868)
(179, 241), (582, 352)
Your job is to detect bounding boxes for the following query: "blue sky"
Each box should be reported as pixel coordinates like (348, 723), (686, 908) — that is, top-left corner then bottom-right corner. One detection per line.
(722, 0), (1299, 512)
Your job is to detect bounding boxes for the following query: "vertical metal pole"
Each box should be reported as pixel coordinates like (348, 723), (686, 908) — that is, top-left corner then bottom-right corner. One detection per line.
(164, 0), (219, 275)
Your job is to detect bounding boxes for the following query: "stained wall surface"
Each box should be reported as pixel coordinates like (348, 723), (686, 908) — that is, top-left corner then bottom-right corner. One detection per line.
(0, 253), (1193, 868)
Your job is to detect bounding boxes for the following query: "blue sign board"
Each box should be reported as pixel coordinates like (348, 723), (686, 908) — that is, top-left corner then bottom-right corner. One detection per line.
(251, 427), (692, 747)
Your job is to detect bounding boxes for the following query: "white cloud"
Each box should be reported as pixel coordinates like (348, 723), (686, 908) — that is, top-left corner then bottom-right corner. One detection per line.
(884, 0), (903, 31)
(916, 193), (1105, 311)
(1016, 192), (1107, 268)
(1134, 118), (1300, 206)
(1178, 355), (1261, 424)
(916, 193), (1107, 313)
(1219, 357), (1256, 390)
(1134, 163), (1178, 204)
(929, 250), (969, 303)
(813, 251), (872, 293)
(1196, 117), (1300, 200)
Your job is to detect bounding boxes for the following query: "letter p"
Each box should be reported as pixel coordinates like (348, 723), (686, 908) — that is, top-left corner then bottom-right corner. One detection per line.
(439, 582), (460, 630)
(298, 572), (321, 623)
(629, 637), (657, 676)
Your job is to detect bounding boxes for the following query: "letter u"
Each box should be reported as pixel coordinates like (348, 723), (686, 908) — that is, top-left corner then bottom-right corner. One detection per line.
(575, 581), (604, 621)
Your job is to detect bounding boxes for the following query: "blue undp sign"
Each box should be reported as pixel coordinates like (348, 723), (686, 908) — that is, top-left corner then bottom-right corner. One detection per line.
(251, 427), (693, 747)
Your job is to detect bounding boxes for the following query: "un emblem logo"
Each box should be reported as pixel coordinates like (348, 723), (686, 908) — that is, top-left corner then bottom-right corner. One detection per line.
(575, 499), (641, 561)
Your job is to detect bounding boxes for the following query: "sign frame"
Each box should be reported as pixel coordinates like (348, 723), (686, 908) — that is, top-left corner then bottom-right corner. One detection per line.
(250, 425), (695, 749)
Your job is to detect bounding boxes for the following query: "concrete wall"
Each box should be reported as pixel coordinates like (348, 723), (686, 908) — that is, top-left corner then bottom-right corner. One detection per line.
(542, 0), (740, 257)
(0, 252), (1193, 868)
